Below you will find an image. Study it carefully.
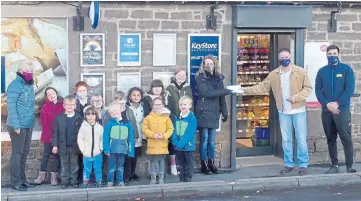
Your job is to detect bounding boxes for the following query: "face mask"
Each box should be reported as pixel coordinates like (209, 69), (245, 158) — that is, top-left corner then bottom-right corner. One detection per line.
(205, 64), (214, 73)
(279, 59), (291, 67)
(22, 72), (33, 82)
(327, 56), (339, 65)
(77, 92), (87, 99)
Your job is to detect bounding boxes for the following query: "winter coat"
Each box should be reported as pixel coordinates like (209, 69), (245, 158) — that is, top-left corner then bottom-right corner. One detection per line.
(77, 121), (104, 158)
(171, 112), (197, 151)
(75, 96), (91, 116)
(195, 71), (230, 129)
(52, 112), (84, 155)
(103, 117), (135, 157)
(166, 79), (193, 115)
(143, 91), (176, 119)
(6, 73), (35, 130)
(142, 109), (174, 155)
(40, 99), (64, 143)
(127, 102), (145, 147)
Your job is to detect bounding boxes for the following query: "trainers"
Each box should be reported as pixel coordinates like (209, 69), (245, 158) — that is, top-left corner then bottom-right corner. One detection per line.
(347, 167), (357, 173)
(298, 168), (308, 176)
(61, 184), (68, 189)
(325, 165), (339, 174)
(170, 165), (178, 176)
(280, 167), (294, 175)
(117, 182), (125, 186)
(81, 183), (88, 189)
(107, 182), (114, 187)
(131, 174), (140, 181)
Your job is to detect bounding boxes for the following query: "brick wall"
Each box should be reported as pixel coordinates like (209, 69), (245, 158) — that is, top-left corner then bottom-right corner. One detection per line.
(306, 7), (361, 164)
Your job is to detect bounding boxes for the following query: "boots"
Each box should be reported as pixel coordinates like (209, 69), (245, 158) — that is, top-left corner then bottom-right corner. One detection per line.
(150, 173), (157, 185)
(50, 172), (59, 186)
(201, 160), (211, 175)
(158, 172), (164, 184)
(208, 159), (219, 174)
(34, 171), (46, 184)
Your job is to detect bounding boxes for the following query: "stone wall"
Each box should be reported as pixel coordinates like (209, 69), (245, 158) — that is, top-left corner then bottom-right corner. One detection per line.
(1, 1), (233, 183)
(306, 7), (361, 164)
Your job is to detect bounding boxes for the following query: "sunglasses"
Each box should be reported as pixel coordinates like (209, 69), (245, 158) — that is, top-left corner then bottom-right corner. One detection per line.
(85, 112), (97, 116)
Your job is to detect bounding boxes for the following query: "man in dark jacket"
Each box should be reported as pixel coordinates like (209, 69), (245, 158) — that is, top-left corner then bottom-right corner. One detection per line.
(195, 55), (233, 175)
(6, 60), (35, 191)
(52, 95), (84, 188)
(315, 45), (357, 174)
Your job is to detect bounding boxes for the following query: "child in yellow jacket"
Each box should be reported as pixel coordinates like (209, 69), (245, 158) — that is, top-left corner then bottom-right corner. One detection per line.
(142, 97), (174, 185)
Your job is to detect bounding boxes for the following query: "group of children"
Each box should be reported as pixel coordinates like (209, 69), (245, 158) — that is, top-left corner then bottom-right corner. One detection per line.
(34, 67), (197, 188)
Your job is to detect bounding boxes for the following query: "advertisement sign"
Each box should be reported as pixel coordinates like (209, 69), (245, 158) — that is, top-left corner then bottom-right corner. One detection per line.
(304, 42), (330, 109)
(188, 34), (221, 104)
(80, 33), (105, 67)
(81, 73), (105, 102)
(118, 33), (141, 66)
(1, 18), (69, 140)
(117, 72), (141, 95)
(188, 34), (221, 131)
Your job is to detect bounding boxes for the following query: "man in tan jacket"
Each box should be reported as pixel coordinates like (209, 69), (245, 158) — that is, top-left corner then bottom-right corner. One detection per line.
(240, 49), (312, 176)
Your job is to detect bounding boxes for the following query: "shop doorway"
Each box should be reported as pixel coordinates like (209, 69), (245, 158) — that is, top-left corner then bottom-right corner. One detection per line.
(234, 31), (299, 157)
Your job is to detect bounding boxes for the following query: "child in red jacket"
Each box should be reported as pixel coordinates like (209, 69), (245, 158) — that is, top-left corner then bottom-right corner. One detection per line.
(34, 87), (64, 185)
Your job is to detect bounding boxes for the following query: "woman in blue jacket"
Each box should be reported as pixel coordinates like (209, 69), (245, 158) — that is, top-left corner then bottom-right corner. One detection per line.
(6, 60), (35, 191)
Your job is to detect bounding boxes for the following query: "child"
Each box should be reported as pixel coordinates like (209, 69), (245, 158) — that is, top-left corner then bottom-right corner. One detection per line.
(113, 91), (140, 185)
(91, 95), (108, 126)
(35, 87), (64, 186)
(125, 87), (145, 182)
(52, 95), (83, 189)
(142, 97), (174, 184)
(171, 96), (197, 183)
(103, 102), (135, 187)
(143, 79), (177, 176)
(78, 106), (104, 188)
(166, 67), (193, 115)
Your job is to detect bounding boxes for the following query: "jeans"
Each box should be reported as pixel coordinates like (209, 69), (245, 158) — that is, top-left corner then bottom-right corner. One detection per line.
(175, 150), (194, 182)
(107, 153), (126, 183)
(278, 111), (309, 168)
(83, 154), (103, 183)
(321, 110), (354, 168)
(199, 128), (216, 160)
(9, 127), (33, 186)
(40, 142), (60, 172)
(148, 155), (166, 174)
(60, 147), (79, 185)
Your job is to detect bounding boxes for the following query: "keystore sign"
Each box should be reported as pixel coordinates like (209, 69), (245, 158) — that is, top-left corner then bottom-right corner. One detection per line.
(188, 34), (221, 104)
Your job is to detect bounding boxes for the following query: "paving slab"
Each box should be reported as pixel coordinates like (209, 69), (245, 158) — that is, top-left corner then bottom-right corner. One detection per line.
(6, 189), (87, 201)
(297, 173), (361, 187)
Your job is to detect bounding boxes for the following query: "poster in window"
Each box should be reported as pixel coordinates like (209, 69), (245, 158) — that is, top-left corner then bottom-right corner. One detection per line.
(117, 72), (141, 95)
(80, 73), (105, 102)
(153, 33), (177, 66)
(80, 33), (105, 67)
(118, 33), (141, 66)
(1, 18), (69, 140)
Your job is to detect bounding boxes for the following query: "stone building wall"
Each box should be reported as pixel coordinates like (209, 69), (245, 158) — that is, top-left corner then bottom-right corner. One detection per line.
(1, 2), (361, 183)
(306, 7), (361, 164)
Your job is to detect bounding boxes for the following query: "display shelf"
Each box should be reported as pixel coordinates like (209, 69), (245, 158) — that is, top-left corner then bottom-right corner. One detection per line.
(238, 93), (269, 96)
(238, 82), (262, 85)
(237, 117), (268, 120)
(238, 126), (269, 133)
(237, 60), (270, 65)
(238, 71), (269, 75)
(237, 103), (269, 107)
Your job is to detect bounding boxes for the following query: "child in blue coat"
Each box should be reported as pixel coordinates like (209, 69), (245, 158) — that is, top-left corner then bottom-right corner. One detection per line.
(171, 96), (197, 182)
(103, 102), (135, 187)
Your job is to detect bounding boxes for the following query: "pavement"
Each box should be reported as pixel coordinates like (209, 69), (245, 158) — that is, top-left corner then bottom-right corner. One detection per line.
(145, 184), (361, 201)
(1, 163), (361, 201)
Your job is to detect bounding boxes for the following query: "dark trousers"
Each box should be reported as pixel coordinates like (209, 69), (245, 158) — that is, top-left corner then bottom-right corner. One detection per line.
(60, 147), (79, 185)
(9, 127), (33, 186)
(124, 156), (137, 182)
(78, 154), (83, 183)
(321, 110), (354, 168)
(40, 142), (60, 172)
(175, 150), (194, 182)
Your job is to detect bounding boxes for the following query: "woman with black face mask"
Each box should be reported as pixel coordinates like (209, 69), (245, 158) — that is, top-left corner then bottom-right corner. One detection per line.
(195, 55), (232, 175)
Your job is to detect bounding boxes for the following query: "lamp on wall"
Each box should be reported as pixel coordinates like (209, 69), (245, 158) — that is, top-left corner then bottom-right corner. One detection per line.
(328, 1), (341, 32)
(72, 1), (84, 31)
(206, 1), (219, 31)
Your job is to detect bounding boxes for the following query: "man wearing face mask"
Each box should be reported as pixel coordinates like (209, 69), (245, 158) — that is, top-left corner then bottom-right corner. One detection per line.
(240, 49), (312, 176)
(315, 45), (357, 174)
(6, 60), (36, 191)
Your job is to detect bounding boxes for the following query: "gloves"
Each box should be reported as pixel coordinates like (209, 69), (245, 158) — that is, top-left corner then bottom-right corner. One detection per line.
(222, 116), (228, 122)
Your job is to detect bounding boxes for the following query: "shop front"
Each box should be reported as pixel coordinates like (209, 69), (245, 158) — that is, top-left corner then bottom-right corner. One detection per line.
(230, 5), (313, 167)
